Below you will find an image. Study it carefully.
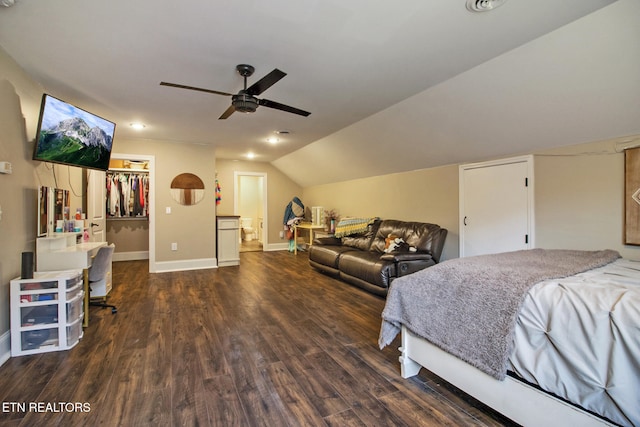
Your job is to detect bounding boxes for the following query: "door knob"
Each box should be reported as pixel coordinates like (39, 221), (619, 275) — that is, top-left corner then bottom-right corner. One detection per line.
(90, 223), (100, 227)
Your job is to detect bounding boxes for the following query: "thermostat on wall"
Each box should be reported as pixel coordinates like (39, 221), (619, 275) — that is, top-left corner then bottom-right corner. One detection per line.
(0, 162), (12, 174)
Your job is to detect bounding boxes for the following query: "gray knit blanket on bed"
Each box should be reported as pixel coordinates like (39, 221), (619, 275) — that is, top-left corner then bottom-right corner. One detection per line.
(379, 249), (620, 380)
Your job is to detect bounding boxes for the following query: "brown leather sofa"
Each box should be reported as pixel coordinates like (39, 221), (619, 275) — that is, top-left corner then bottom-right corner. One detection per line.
(308, 219), (447, 296)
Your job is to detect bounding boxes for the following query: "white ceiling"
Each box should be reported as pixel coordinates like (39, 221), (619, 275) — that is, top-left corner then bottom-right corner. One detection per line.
(1, 0), (637, 187)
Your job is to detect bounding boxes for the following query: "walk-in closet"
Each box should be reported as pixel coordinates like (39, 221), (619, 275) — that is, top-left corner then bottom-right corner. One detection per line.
(106, 159), (150, 261)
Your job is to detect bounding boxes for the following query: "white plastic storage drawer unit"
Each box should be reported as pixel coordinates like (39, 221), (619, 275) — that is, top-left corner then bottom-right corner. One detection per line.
(10, 270), (85, 356)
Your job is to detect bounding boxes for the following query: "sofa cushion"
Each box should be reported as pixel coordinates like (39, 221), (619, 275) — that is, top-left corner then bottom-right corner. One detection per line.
(341, 219), (381, 250)
(370, 220), (443, 255)
(308, 244), (357, 270)
(338, 251), (396, 289)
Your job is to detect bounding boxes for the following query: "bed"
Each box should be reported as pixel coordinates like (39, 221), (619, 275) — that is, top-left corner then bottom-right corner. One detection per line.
(379, 249), (640, 427)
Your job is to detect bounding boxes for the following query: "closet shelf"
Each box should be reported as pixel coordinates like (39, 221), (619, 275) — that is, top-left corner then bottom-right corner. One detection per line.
(108, 168), (148, 173)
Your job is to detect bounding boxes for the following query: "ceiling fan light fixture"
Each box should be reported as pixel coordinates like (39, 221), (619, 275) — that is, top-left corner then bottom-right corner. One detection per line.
(161, 64), (309, 119)
(232, 92), (258, 113)
(466, 0), (507, 12)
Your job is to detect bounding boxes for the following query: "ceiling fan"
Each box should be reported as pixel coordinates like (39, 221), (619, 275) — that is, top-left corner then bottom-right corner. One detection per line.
(160, 64), (311, 120)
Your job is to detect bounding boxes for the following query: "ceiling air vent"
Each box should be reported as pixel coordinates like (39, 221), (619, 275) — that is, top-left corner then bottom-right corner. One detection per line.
(466, 0), (507, 12)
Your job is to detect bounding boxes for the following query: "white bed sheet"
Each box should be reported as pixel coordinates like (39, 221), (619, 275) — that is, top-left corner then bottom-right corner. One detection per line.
(509, 258), (640, 426)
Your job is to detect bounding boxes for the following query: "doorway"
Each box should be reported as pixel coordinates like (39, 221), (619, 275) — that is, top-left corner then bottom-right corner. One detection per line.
(234, 171), (267, 252)
(108, 153), (156, 271)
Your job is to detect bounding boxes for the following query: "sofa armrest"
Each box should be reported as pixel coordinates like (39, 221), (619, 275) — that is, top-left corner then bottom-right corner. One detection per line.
(380, 252), (436, 278)
(380, 252), (433, 262)
(313, 236), (342, 246)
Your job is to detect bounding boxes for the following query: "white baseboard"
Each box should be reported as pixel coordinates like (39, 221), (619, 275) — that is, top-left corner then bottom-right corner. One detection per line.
(148, 247), (291, 272)
(264, 242), (289, 251)
(113, 251), (149, 262)
(0, 330), (10, 367)
(152, 258), (217, 273)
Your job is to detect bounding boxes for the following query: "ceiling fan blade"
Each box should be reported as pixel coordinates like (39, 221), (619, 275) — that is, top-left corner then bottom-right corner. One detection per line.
(259, 98), (311, 117)
(160, 82), (233, 97)
(246, 69), (286, 96)
(218, 105), (236, 120)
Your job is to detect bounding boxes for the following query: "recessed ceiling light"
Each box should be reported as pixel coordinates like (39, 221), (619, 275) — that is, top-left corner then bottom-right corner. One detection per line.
(130, 123), (146, 130)
(466, 0), (507, 12)
(246, 152), (255, 159)
(266, 137), (279, 144)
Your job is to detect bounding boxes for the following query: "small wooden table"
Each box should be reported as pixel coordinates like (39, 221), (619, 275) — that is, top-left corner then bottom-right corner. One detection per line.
(293, 223), (325, 254)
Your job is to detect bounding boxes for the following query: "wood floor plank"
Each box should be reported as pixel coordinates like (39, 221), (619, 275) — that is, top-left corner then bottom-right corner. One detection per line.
(262, 361), (328, 426)
(379, 389), (482, 427)
(304, 351), (406, 426)
(92, 347), (148, 426)
(140, 310), (172, 393)
(171, 371), (210, 426)
(276, 354), (350, 419)
(323, 409), (368, 427)
(129, 388), (172, 427)
(194, 308), (230, 380)
(202, 376), (248, 427)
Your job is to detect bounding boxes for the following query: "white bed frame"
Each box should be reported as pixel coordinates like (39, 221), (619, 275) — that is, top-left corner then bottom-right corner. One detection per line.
(399, 326), (614, 427)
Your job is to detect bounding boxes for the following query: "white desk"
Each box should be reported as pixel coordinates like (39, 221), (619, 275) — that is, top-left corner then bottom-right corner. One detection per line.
(36, 234), (107, 327)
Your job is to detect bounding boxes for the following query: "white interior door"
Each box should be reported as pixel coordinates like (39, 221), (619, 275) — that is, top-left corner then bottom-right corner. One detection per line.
(460, 156), (533, 257)
(86, 169), (106, 242)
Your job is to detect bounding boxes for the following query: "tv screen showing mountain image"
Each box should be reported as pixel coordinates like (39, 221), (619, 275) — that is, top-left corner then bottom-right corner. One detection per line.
(33, 94), (116, 171)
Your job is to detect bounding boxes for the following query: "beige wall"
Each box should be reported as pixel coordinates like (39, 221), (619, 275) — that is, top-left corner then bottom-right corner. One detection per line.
(216, 159), (303, 248)
(111, 138), (216, 264)
(302, 165), (460, 261)
(107, 219), (149, 253)
(302, 138), (640, 262)
(534, 139), (640, 260)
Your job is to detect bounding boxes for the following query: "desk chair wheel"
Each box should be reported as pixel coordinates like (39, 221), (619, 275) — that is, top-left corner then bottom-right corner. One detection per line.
(90, 300), (118, 314)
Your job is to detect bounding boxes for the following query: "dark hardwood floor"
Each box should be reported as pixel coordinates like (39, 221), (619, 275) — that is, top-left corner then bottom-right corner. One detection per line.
(0, 251), (518, 426)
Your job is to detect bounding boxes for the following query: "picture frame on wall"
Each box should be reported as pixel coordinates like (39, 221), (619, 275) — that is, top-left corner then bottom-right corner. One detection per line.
(624, 147), (640, 245)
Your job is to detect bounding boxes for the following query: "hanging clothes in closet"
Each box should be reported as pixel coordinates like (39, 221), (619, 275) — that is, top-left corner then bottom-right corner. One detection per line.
(106, 171), (149, 218)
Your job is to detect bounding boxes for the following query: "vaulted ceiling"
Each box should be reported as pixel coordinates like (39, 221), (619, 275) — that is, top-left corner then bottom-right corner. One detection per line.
(1, 0), (638, 187)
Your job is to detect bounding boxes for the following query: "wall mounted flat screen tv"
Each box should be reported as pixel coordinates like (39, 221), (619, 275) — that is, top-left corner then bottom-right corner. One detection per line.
(33, 94), (116, 171)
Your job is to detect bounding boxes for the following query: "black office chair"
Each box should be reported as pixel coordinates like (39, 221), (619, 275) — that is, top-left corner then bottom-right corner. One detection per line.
(89, 244), (117, 314)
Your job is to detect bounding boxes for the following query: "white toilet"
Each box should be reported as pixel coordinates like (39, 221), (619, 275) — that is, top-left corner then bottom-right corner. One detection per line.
(241, 217), (255, 241)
